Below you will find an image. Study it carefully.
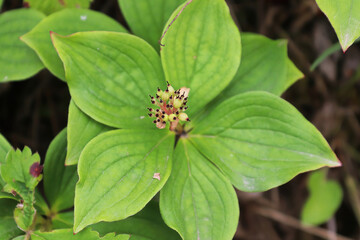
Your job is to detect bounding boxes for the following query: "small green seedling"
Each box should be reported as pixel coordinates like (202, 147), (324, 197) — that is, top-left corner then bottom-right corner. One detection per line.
(301, 169), (343, 225)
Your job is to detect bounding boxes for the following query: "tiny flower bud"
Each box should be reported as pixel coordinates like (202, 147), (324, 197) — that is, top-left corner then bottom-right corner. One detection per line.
(156, 121), (166, 129)
(30, 162), (43, 177)
(162, 91), (170, 101)
(178, 112), (189, 121)
(157, 88), (163, 98)
(168, 85), (175, 95)
(169, 114), (177, 122)
(179, 87), (190, 98)
(17, 203), (24, 209)
(162, 114), (169, 122)
(173, 98), (183, 109)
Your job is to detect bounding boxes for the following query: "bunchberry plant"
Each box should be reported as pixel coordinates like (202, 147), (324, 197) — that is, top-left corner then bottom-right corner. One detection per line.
(48, 0), (340, 238)
(1, 0), (359, 239)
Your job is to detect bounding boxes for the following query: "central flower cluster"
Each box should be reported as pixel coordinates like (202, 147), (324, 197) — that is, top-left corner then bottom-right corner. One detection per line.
(148, 82), (190, 130)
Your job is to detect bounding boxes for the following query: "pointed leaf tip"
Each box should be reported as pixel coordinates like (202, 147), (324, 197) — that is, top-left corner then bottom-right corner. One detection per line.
(315, 0), (360, 51)
(191, 91), (340, 192)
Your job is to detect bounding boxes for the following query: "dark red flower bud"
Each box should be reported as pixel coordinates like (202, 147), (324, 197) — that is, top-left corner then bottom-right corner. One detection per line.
(30, 162), (43, 177)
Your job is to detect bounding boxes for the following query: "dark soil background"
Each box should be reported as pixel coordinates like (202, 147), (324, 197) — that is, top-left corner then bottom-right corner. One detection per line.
(1, 0), (359, 239)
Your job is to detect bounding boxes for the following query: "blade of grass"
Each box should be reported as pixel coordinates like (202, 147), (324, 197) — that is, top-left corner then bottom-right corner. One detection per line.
(311, 38), (360, 71)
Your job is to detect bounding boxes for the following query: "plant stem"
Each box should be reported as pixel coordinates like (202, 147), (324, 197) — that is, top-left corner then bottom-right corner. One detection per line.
(25, 231), (31, 240)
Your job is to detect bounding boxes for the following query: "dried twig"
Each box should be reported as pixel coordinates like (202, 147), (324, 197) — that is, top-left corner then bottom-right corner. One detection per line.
(254, 206), (353, 240)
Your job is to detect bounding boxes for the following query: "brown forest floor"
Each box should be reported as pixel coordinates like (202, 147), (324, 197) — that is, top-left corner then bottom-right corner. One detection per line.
(0, 0), (359, 239)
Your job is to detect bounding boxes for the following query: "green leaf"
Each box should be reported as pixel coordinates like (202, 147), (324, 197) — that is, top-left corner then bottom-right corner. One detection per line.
(315, 0), (360, 51)
(118, 0), (184, 51)
(0, 134), (11, 164)
(190, 91), (341, 192)
(14, 197), (36, 231)
(52, 211), (74, 229)
(24, 0), (93, 15)
(160, 139), (238, 240)
(2, 185), (37, 232)
(51, 31), (165, 129)
(21, 9), (128, 81)
(219, 33), (302, 98)
(301, 169), (343, 225)
(0, 199), (23, 239)
(190, 34), (303, 126)
(12, 236), (25, 240)
(0, 133), (11, 188)
(66, 100), (112, 165)
(44, 128), (77, 212)
(34, 189), (50, 215)
(0, 192), (19, 201)
(1, 148), (43, 231)
(310, 38), (360, 71)
(74, 129), (174, 233)
(31, 228), (129, 240)
(1, 147), (42, 192)
(0, 134), (11, 191)
(286, 58), (303, 84)
(161, 0), (241, 116)
(311, 42), (342, 71)
(8, 184), (36, 231)
(92, 201), (181, 240)
(0, 9), (45, 82)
